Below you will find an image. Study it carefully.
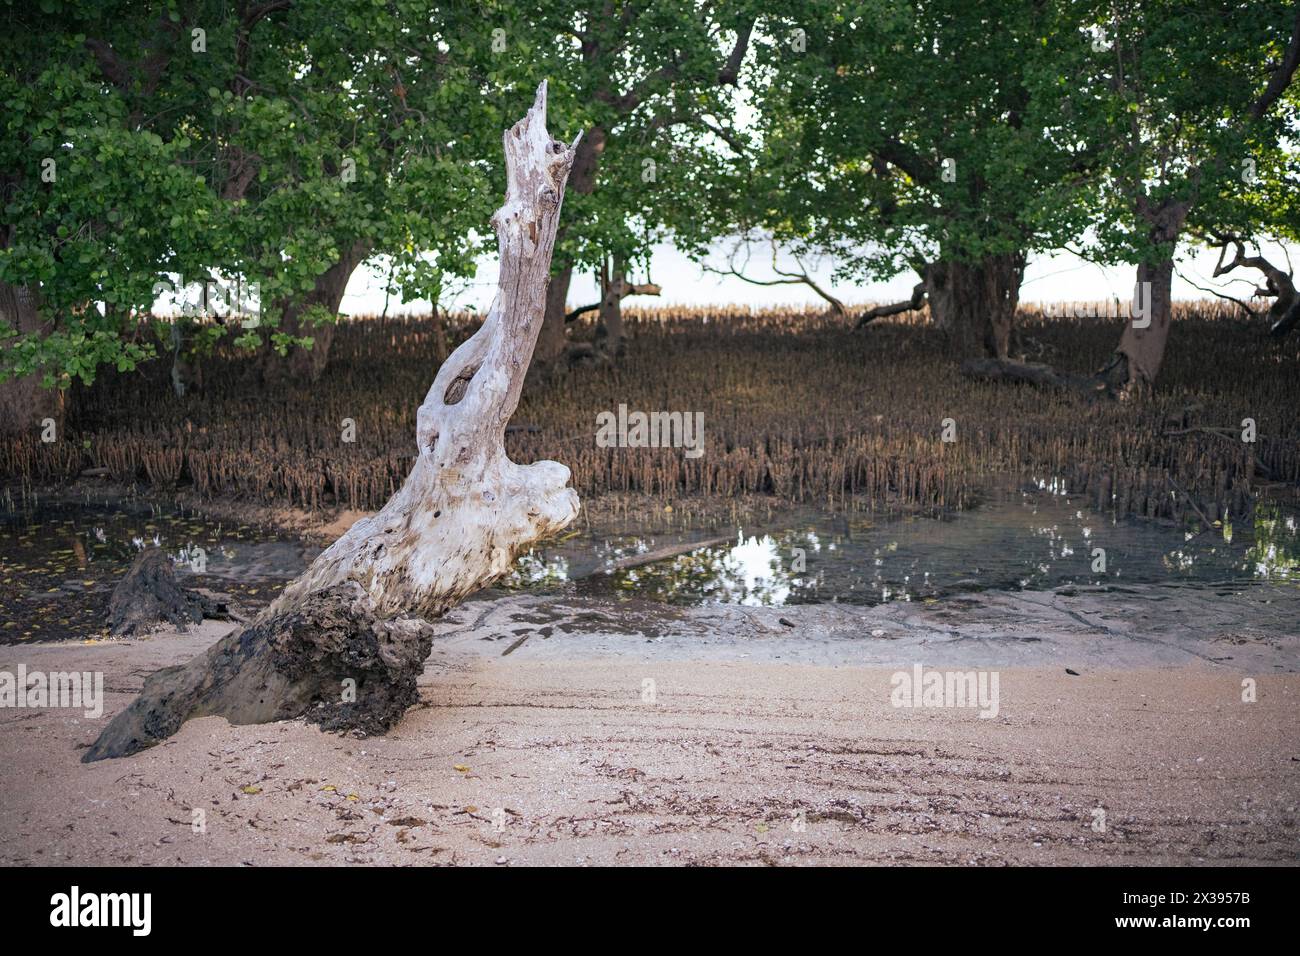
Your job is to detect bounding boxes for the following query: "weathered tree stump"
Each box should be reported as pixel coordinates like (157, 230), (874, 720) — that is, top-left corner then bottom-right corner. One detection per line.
(107, 549), (229, 637)
(85, 84), (581, 761)
(84, 583), (436, 761)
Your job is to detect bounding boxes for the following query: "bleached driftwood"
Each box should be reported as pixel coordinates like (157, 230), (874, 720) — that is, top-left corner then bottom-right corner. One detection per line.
(85, 83), (581, 761)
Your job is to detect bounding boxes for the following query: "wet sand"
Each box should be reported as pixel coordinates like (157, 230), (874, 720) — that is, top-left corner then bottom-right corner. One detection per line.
(1, 588), (1297, 866)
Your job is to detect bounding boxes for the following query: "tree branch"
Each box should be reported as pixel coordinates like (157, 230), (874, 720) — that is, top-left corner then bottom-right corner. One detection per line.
(855, 281), (927, 328)
(704, 238), (845, 315)
(566, 278), (661, 322)
(1249, 5), (1300, 120)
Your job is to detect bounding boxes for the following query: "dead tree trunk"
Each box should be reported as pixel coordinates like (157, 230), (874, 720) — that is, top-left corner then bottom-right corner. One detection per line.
(108, 549), (236, 636)
(85, 84), (582, 762)
(1209, 234), (1299, 338)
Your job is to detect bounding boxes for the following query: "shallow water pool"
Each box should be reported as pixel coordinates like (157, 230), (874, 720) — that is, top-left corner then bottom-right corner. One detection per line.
(504, 481), (1300, 606)
(2, 480), (1296, 642)
(0, 500), (315, 643)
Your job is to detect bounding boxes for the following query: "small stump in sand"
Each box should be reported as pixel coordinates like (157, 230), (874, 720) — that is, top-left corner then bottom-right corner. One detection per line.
(107, 549), (227, 637)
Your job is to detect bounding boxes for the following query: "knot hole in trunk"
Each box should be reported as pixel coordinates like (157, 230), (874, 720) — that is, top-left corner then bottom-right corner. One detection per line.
(443, 362), (480, 405)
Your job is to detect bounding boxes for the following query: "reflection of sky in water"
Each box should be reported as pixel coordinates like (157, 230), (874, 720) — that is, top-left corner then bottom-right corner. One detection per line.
(588, 532), (795, 606)
(724, 533), (790, 606)
(3, 487), (1297, 622)
(503, 483), (1300, 607)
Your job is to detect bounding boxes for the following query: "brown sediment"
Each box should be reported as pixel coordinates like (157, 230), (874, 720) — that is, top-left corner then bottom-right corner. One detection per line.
(2, 303), (1296, 523)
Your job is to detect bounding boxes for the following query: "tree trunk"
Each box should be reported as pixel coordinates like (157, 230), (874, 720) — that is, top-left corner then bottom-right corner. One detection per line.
(1100, 258), (1175, 396)
(0, 280), (62, 436)
(964, 202), (1190, 400)
(534, 124), (606, 369)
(596, 257), (626, 358)
(1093, 199), (1189, 399)
(263, 240), (370, 382)
(108, 549), (235, 637)
(85, 84), (582, 762)
(431, 302), (450, 364)
(924, 252), (1025, 359)
(535, 261), (574, 367)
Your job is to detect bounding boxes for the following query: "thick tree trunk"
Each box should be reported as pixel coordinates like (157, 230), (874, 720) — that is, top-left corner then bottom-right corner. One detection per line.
(1097, 258), (1175, 396)
(962, 257), (1178, 401)
(85, 84), (582, 762)
(964, 203), (1188, 400)
(263, 240), (370, 382)
(924, 252), (1025, 359)
(0, 280), (62, 436)
(534, 124), (605, 369)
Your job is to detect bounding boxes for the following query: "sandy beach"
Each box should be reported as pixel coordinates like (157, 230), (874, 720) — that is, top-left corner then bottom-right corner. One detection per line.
(2, 585), (1297, 866)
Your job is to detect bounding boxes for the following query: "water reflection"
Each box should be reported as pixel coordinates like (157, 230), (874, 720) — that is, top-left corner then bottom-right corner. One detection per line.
(0, 503), (309, 643)
(1246, 506), (1300, 580)
(5, 483), (1298, 641)
(504, 484), (1300, 607)
(628, 532), (795, 606)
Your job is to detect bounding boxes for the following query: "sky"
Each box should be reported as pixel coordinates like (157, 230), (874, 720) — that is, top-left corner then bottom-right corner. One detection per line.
(337, 239), (1288, 317)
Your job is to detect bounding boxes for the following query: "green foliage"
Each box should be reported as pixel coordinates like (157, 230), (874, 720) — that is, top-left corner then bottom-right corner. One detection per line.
(491, 1), (765, 276)
(1050, 1), (1298, 266)
(678, 0), (1107, 282)
(1, 0), (503, 387)
(2, 0), (1297, 391)
(676, 0), (1298, 290)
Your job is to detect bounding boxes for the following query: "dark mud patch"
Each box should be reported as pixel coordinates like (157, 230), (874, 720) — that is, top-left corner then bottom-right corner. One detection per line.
(0, 500), (311, 644)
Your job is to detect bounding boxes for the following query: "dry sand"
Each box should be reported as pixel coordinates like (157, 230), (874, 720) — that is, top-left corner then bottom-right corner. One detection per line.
(1, 586), (1297, 866)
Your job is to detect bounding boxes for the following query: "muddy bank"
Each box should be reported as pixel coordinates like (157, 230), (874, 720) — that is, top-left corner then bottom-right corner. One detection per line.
(448, 583), (1300, 671)
(1, 586), (1296, 866)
